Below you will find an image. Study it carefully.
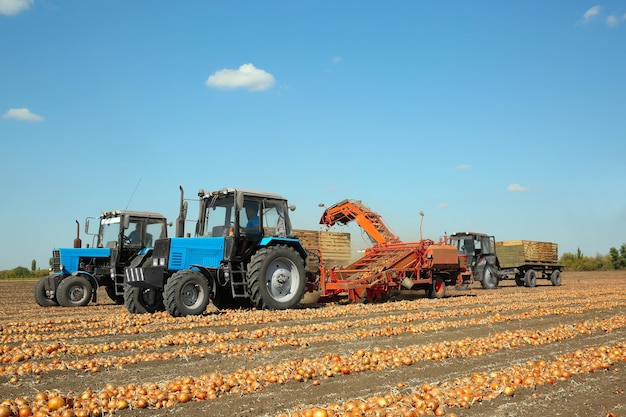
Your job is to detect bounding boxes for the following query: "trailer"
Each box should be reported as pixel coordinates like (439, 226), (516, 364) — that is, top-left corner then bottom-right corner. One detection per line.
(496, 240), (563, 287)
(448, 232), (563, 289)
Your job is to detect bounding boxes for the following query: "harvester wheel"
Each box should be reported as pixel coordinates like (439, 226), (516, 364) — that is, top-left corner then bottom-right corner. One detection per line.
(428, 277), (446, 299)
(524, 269), (537, 287)
(125, 285), (165, 313)
(550, 270), (562, 286)
(164, 270), (210, 317)
(105, 284), (124, 305)
(481, 265), (499, 289)
(248, 245), (306, 310)
(56, 275), (93, 307)
(33, 275), (60, 307)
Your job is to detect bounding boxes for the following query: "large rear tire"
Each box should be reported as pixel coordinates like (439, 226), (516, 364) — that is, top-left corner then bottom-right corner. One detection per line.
(125, 285), (165, 314)
(105, 284), (124, 305)
(33, 275), (60, 307)
(163, 270), (210, 317)
(248, 245), (306, 310)
(480, 265), (499, 289)
(56, 275), (93, 307)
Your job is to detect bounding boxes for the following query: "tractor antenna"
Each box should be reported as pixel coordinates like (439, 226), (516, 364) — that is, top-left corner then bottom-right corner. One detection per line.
(125, 178), (142, 210)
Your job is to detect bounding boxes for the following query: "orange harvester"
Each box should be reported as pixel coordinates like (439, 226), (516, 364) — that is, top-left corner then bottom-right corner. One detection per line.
(316, 200), (469, 302)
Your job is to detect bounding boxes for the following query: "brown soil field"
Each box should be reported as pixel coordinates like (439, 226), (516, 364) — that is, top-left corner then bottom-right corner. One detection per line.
(1, 271), (625, 417)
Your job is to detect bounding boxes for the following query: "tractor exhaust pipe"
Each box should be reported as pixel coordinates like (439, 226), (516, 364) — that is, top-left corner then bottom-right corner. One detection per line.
(175, 186), (188, 238)
(73, 220), (82, 248)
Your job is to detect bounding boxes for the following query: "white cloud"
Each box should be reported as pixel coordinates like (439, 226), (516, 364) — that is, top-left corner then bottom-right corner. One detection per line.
(507, 183), (530, 192)
(582, 6), (602, 24)
(453, 164), (472, 170)
(205, 63), (275, 91)
(607, 14), (619, 27)
(3, 107), (44, 121)
(0, 0), (32, 16)
(438, 202), (448, 209)
(332, 56), (342, 64)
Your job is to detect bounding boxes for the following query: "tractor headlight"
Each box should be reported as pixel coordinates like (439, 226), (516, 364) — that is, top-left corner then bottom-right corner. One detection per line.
(153, 257), (166, 267)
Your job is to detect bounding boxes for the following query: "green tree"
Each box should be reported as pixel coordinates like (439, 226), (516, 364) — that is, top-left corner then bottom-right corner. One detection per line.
(10, 266), (30, 278)
(609, 244), (626, 269)
(31, 259), (37, 271)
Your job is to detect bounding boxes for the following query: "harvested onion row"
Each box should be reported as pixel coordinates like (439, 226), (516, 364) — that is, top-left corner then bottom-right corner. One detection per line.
(282, 341), (626, 417)
(1, 300), (623, 379)
(3, 286), (625, 346)
(0, 315), (625, 417)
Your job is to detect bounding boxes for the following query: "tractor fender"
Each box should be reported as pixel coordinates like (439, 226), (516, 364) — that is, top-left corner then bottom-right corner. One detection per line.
(70, 271), (99, 303)
(258, 237), (308, 261)
(188, 265), (217, 299)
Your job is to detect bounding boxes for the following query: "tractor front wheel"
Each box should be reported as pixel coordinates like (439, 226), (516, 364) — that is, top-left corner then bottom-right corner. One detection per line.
(164, 270), (211, 317)
(125, 285), (165, 314)
(248, 245), (306, 310)
(56, 275), (93, 307)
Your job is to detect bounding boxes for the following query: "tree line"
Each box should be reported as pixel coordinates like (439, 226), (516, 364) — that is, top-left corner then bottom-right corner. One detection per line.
(559, 244), (626, 271)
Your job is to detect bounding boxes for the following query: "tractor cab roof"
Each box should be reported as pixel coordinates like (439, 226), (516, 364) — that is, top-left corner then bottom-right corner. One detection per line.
(100, 210), (167, 221)
(449, 231), (492, 239)
(198, 188), (288, 202)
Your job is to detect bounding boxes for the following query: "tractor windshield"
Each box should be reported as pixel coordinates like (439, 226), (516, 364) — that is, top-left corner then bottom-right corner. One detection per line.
(450, 234), (477, 257)
(261, 199), (291, 237)
(99, 217), (122, 248)
(200, 195), (235, 237)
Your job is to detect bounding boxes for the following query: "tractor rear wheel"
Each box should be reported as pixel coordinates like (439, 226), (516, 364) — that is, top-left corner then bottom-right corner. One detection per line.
(125, 285), (165, 313)
(481, 265), (499, 289)
(248, 245), (306, 310)
(524, 269), (537, 287)
(105, 284), (124, 305)
(550, 270), (562, 286)
(56, 275), (93, 307)
(164, 270), (211, 317)
(427, 277), (446, 299)
(33, 275), (60, 307)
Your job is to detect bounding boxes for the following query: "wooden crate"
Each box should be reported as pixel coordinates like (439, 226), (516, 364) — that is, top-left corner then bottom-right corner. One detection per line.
(293, 229), (351, 266)
(496, 240), (558, 267)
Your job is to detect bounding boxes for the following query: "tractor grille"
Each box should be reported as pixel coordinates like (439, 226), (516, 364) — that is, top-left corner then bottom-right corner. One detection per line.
(52, 250), (61, 273)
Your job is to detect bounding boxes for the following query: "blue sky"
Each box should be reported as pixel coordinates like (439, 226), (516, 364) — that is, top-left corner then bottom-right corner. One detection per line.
(1, 1), (625, 270)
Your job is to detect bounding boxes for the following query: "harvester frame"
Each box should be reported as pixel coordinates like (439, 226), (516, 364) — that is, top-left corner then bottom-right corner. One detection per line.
(315, 200), (469, 303)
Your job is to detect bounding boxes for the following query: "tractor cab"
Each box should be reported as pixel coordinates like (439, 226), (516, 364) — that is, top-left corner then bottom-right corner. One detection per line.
(194, 188), (295, 262)
(448, 232), (500, 289)
(449, 232), (495, 264)
(89, 210), (168, 266)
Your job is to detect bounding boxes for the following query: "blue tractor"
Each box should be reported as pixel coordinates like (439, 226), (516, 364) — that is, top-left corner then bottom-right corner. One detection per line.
(124, 187), (310, 316)
(34, 210), (169, 308)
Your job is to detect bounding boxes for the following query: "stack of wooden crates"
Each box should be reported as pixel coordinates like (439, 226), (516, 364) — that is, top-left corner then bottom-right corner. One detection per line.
(293, 229), (351, 267)
(495, 240), (559, 268)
